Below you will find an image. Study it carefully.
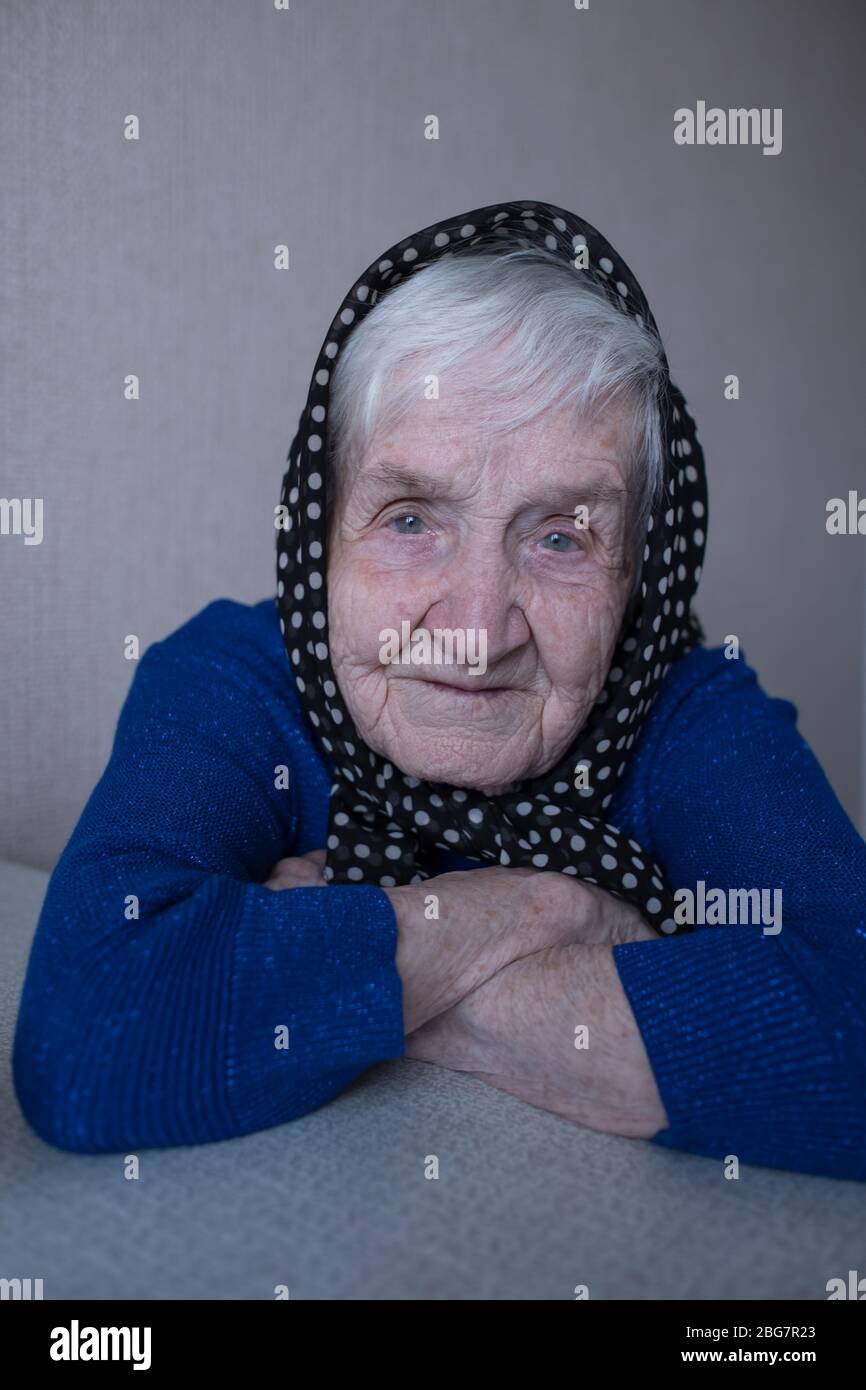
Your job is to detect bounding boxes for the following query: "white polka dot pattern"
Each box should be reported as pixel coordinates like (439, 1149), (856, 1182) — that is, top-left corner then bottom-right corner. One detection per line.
(276, 200), (708, 934)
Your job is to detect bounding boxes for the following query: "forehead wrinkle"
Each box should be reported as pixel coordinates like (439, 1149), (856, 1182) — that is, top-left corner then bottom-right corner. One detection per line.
(350, 446), (632, 514)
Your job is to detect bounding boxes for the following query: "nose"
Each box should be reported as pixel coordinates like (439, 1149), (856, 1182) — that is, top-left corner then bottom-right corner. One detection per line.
(421, 539), (530, 667)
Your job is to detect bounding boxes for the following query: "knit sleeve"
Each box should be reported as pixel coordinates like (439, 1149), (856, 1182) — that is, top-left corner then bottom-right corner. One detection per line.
(12, 601), (405, 1153)
(612, 655), (866, 1180)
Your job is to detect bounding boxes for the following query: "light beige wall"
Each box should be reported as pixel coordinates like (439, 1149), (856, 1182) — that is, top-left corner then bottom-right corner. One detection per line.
(2, 0), (864, 869)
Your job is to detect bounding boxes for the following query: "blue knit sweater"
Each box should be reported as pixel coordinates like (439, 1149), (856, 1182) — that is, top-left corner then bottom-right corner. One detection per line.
(13, 598), (866, 1178)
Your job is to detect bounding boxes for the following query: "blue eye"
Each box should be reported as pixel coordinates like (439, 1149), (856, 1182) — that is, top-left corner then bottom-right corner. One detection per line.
(541, 530), (578, 551)
(390, 513), (428, 534)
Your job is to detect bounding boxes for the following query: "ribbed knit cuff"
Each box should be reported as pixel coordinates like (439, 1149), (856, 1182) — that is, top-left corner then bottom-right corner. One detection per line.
(612, 927), (841, 1154)
(228, 882), (405, 1134)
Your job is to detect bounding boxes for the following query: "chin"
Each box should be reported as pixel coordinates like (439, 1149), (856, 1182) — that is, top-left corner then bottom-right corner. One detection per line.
(381, 732), (531, 792)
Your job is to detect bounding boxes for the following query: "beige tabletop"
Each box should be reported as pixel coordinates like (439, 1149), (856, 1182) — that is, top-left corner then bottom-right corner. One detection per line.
(1, 858), (863, 1301)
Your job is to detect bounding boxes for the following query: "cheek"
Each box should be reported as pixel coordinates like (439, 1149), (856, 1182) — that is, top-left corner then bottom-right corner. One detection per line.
(327, 552), (425, 667)
(530, 577), (628, 686)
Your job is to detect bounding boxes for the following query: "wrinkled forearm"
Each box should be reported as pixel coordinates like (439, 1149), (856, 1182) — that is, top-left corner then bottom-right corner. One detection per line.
(405, 942), (667, 1138)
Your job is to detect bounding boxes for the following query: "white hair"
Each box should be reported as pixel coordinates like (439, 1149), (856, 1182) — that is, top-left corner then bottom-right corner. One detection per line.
(326, 246), (668, 567)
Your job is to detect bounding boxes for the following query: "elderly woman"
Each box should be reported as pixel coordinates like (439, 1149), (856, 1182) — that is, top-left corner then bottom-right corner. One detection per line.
(14, 200), (866, 1178)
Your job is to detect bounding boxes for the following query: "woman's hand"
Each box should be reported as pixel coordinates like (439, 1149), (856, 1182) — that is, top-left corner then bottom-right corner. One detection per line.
(385, 866), (657, 1034)
(263, 848), (327, 890)
(399, 872), (664, 1134)
(405, 939), (668, 1138)
(538, 873), (659, 946)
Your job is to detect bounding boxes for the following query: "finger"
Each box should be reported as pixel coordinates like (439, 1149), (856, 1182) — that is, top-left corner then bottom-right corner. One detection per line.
(267, 856), (300, 876)
(264, 859), (325, 889)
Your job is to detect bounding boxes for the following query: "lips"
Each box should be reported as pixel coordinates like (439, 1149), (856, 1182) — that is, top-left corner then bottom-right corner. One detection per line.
(410, 677), (507, 698)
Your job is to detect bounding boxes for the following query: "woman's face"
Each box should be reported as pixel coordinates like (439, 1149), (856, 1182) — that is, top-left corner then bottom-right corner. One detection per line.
(326, 376), (636, 794)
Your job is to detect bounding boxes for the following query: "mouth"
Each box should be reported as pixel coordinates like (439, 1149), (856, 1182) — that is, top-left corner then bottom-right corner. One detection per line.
(411, 677), (510, 700)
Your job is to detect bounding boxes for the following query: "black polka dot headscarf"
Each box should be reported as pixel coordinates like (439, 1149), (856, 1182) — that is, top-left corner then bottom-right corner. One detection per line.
(276, 199), (707, 935)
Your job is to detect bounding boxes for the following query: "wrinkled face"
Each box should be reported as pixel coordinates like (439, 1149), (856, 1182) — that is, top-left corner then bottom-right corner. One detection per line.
(326, 375), (636, 794)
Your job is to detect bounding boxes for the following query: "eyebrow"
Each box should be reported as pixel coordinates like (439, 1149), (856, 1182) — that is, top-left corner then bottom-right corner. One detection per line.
(353, 461), (453, 498)
(521, 479), (629, 510)
(355, 460), (628, 509)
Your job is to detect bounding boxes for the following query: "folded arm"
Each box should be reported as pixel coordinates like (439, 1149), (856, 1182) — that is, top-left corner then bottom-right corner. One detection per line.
(13, 603), (405, 1153)
(406, 935), (667, 1138)
(407, 658), (866, 1181)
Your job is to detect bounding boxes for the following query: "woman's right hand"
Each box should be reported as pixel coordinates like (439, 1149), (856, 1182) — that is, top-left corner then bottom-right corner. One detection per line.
(385, 866), (655, 1034)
